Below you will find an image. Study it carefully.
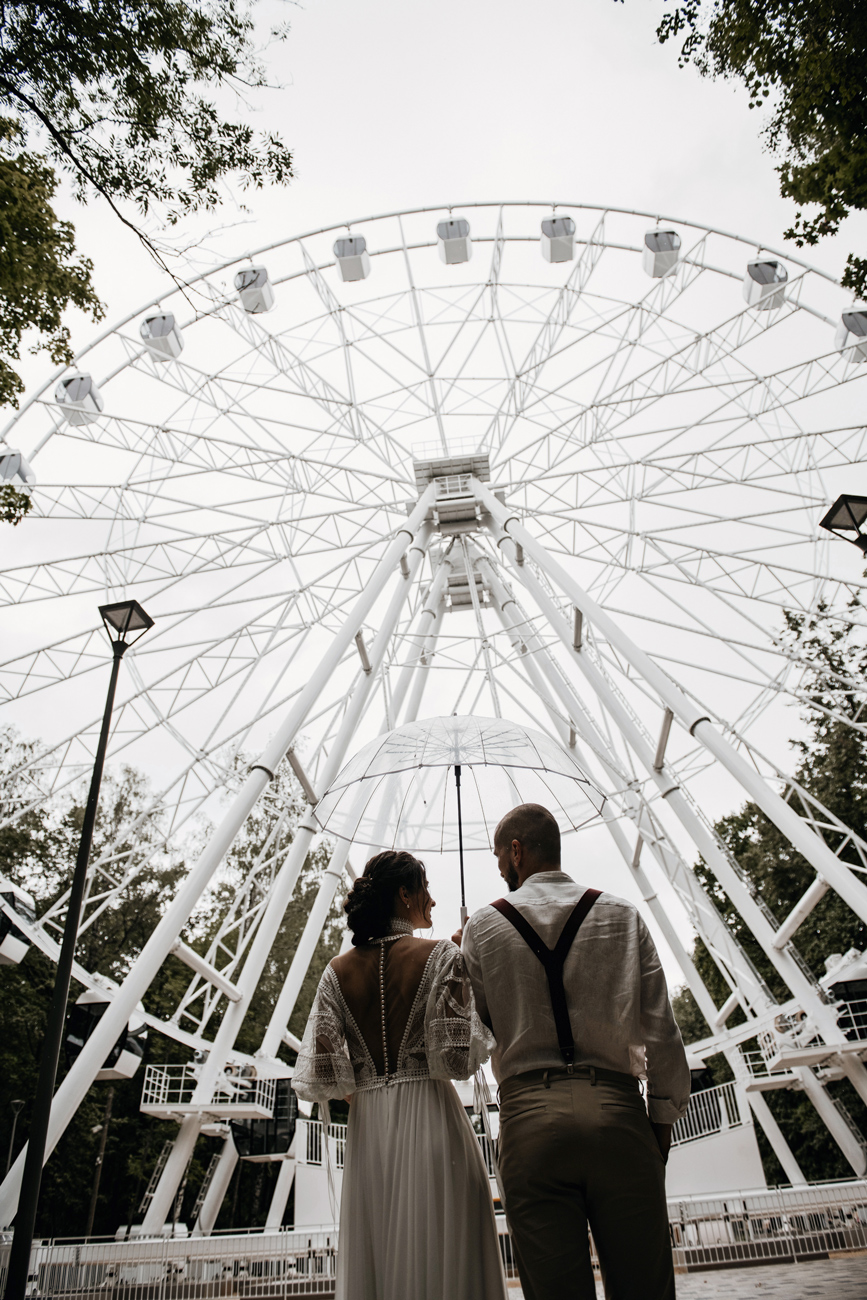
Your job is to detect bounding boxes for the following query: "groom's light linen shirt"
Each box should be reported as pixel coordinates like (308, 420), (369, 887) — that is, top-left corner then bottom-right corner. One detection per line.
(462, 871), (690, 1124)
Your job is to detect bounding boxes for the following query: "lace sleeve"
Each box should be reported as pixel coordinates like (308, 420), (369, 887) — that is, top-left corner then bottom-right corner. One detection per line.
(424, 941), (495, 1081)
(292, 966), (356, 1104)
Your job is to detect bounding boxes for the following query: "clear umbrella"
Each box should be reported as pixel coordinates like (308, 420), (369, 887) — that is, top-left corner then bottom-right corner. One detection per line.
(313, 715), (606, 922)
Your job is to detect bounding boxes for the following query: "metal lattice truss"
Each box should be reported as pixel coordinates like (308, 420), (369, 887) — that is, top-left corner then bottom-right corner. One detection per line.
(2, 203), (867, 1229)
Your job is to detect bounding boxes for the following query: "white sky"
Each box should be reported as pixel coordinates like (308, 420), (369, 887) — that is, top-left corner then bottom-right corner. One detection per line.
(10, 0), (867, 990)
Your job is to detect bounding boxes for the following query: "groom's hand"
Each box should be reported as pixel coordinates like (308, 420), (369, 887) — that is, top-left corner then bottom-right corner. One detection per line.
(451, 927), (463, 947)
(650, 1122), (672, 1165)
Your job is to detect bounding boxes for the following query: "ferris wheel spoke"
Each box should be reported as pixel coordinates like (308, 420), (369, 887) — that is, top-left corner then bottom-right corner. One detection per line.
(481, 215), (609, 458)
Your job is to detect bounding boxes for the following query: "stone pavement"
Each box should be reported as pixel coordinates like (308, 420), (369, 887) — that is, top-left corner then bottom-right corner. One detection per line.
(506, 1254), (867, 1297)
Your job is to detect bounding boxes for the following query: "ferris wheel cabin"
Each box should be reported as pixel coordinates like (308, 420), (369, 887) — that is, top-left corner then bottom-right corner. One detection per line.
(642, 228), (681, 277)
(234, 266), (276, 314)
(54, 373), (104, 426)
(0, 882), (37, 966)
(334, 236), (371, 283)
(436, 219), (472, 265)
(65, 989), (148, 1082)
(140, 312), (184, 361)
(540, 216), (576, 263)
(743, 259), (788, 310)
(836, 304), (867, 362)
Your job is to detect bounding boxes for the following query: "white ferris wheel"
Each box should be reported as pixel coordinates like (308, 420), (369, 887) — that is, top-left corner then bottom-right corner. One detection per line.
(2, 200), (867, 1231)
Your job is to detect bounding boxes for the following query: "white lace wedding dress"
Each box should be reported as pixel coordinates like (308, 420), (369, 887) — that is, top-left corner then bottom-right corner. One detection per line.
(293, 937), (508, 1300)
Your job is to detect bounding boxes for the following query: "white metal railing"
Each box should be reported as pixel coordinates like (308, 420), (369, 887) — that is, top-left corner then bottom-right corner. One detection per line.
(836, 998), (867, 1042)
(412, 435), (480, 462)
(141, 1065), (276, 1114)
(667, 1179), (867, 1267)
(298, 1121), (347, 1170)
(434, 473), (472, 497)
(4, 1181), (867, 1295)
(672, 1081), (743, 1147)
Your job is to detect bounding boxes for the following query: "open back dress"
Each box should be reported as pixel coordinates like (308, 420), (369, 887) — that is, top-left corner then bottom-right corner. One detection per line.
(293, 931), (507, 1300)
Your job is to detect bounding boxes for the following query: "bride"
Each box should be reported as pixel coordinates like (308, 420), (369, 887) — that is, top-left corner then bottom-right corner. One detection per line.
(293, 849), (507, 1300)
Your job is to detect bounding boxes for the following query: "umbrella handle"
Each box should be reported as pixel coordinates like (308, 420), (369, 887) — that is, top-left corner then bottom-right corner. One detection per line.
(454, 764), (466, 913)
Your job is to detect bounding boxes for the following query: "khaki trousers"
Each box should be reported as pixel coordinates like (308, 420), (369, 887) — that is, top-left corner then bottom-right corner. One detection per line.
(498, 1071), (675, 1300)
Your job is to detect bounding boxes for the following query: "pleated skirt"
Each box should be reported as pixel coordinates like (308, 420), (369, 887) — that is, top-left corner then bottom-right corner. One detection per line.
(336, 1077), (508, 1300)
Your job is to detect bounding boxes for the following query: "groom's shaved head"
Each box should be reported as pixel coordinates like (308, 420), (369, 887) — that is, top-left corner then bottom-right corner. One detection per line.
(495, 803), (561, 867)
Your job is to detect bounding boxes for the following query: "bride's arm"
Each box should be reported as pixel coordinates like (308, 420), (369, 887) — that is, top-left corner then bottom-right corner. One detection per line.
(424, 941), (496, 1082)
(292, 967), (356, 1105)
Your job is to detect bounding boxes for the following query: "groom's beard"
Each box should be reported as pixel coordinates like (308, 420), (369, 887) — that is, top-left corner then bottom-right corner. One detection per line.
(504, 864), (520, 892)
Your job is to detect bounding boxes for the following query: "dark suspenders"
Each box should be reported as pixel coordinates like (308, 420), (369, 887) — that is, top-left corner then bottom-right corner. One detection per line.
(491, 889), (601, 1069)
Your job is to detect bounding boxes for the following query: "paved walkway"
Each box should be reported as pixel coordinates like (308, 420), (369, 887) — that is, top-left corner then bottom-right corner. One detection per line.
(506, 1254), (867, 1297)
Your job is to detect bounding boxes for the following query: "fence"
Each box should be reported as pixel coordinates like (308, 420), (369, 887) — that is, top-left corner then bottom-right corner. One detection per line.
(298, 1122), (347, 1170)
(671, 1081), (743, 1147)
(141, 1066), (277, 1119)
(3, 1180), (866, 1296)
(668, 1179), (867, 1270)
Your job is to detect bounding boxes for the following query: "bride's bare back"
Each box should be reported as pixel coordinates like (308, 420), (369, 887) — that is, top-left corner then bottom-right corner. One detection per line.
(331, 937), (440, 1077)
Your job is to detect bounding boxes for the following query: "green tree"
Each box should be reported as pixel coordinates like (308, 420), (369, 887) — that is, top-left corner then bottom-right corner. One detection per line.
(654, 1), (867, 296)
(0, 730), (342, 1234)
(671, 603), (867, 1182)
(0, 1), (294, 424)
(0, 117), (103, 411)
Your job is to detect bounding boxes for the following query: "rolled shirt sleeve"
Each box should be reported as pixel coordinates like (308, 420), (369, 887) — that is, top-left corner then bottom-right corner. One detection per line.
(638, 916), (691, 1123)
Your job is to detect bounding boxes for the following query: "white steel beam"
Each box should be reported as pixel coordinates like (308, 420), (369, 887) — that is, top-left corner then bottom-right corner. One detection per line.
(474, 478), (867, 932)
(139, 520), (434, 1232)
(772, 877), (831, 950)
(264, 1143), (297, 1232)
(495, 528), (867, 1114)
(191, 1136), (237, 1237)
(484, 562), (807, 1184)
(0, 483), (436, 1231)
(169, 942), (243, 1003)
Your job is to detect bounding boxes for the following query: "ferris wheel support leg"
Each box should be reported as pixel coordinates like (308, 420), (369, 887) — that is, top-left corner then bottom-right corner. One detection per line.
(489, 522), (867, 1122)
(795, 1067), (867, 1176)
(264, 1143), (296, 1232)
(140, 521), (435, 1233)
(260, 840), (352, 1059)
(474, 480), (867, 930)
(484, 556), (763, 1006)
(401, 605), (446, 727)
(486, 571), (808, 1184)
(390, 556), (451, 726)
(258, 555), (449, 1062)
(745, 1093), (808, 1186)
(0, 492), (437, 1234)
(192, 1137), (238, 1237)
(487, 568), (810, 1185)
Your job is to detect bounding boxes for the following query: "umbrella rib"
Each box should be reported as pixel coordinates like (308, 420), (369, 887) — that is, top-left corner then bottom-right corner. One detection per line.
(468, 763), (495, 851)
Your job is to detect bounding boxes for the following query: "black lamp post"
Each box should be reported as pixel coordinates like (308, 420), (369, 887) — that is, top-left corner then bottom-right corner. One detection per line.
(819, 495), (867, 555)
(3, 600), (153, 1300)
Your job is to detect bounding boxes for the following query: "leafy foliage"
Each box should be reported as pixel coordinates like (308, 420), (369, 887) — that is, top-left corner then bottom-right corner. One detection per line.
(672, 604), (867, 1182)
(0, 1), (294, 411)
(0, 1), (293, 227)
(0, 116), (103, 409)
(0, 728), (342, 1235)
(654, 1), (867, 296)
(0, 484), (32, 524)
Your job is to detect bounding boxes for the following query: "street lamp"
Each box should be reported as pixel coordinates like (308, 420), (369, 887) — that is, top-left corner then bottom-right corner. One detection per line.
(819, 495), (867, 555)
(4, 1102), (24, 1179)
(3, 600), (153, 1300)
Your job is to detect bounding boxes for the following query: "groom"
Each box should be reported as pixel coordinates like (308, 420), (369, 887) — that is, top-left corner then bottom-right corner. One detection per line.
(461, 803), (690, 1300)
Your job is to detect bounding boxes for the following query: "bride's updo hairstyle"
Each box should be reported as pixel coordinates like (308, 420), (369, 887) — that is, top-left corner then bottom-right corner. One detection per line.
(344, 850), (426, 946)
